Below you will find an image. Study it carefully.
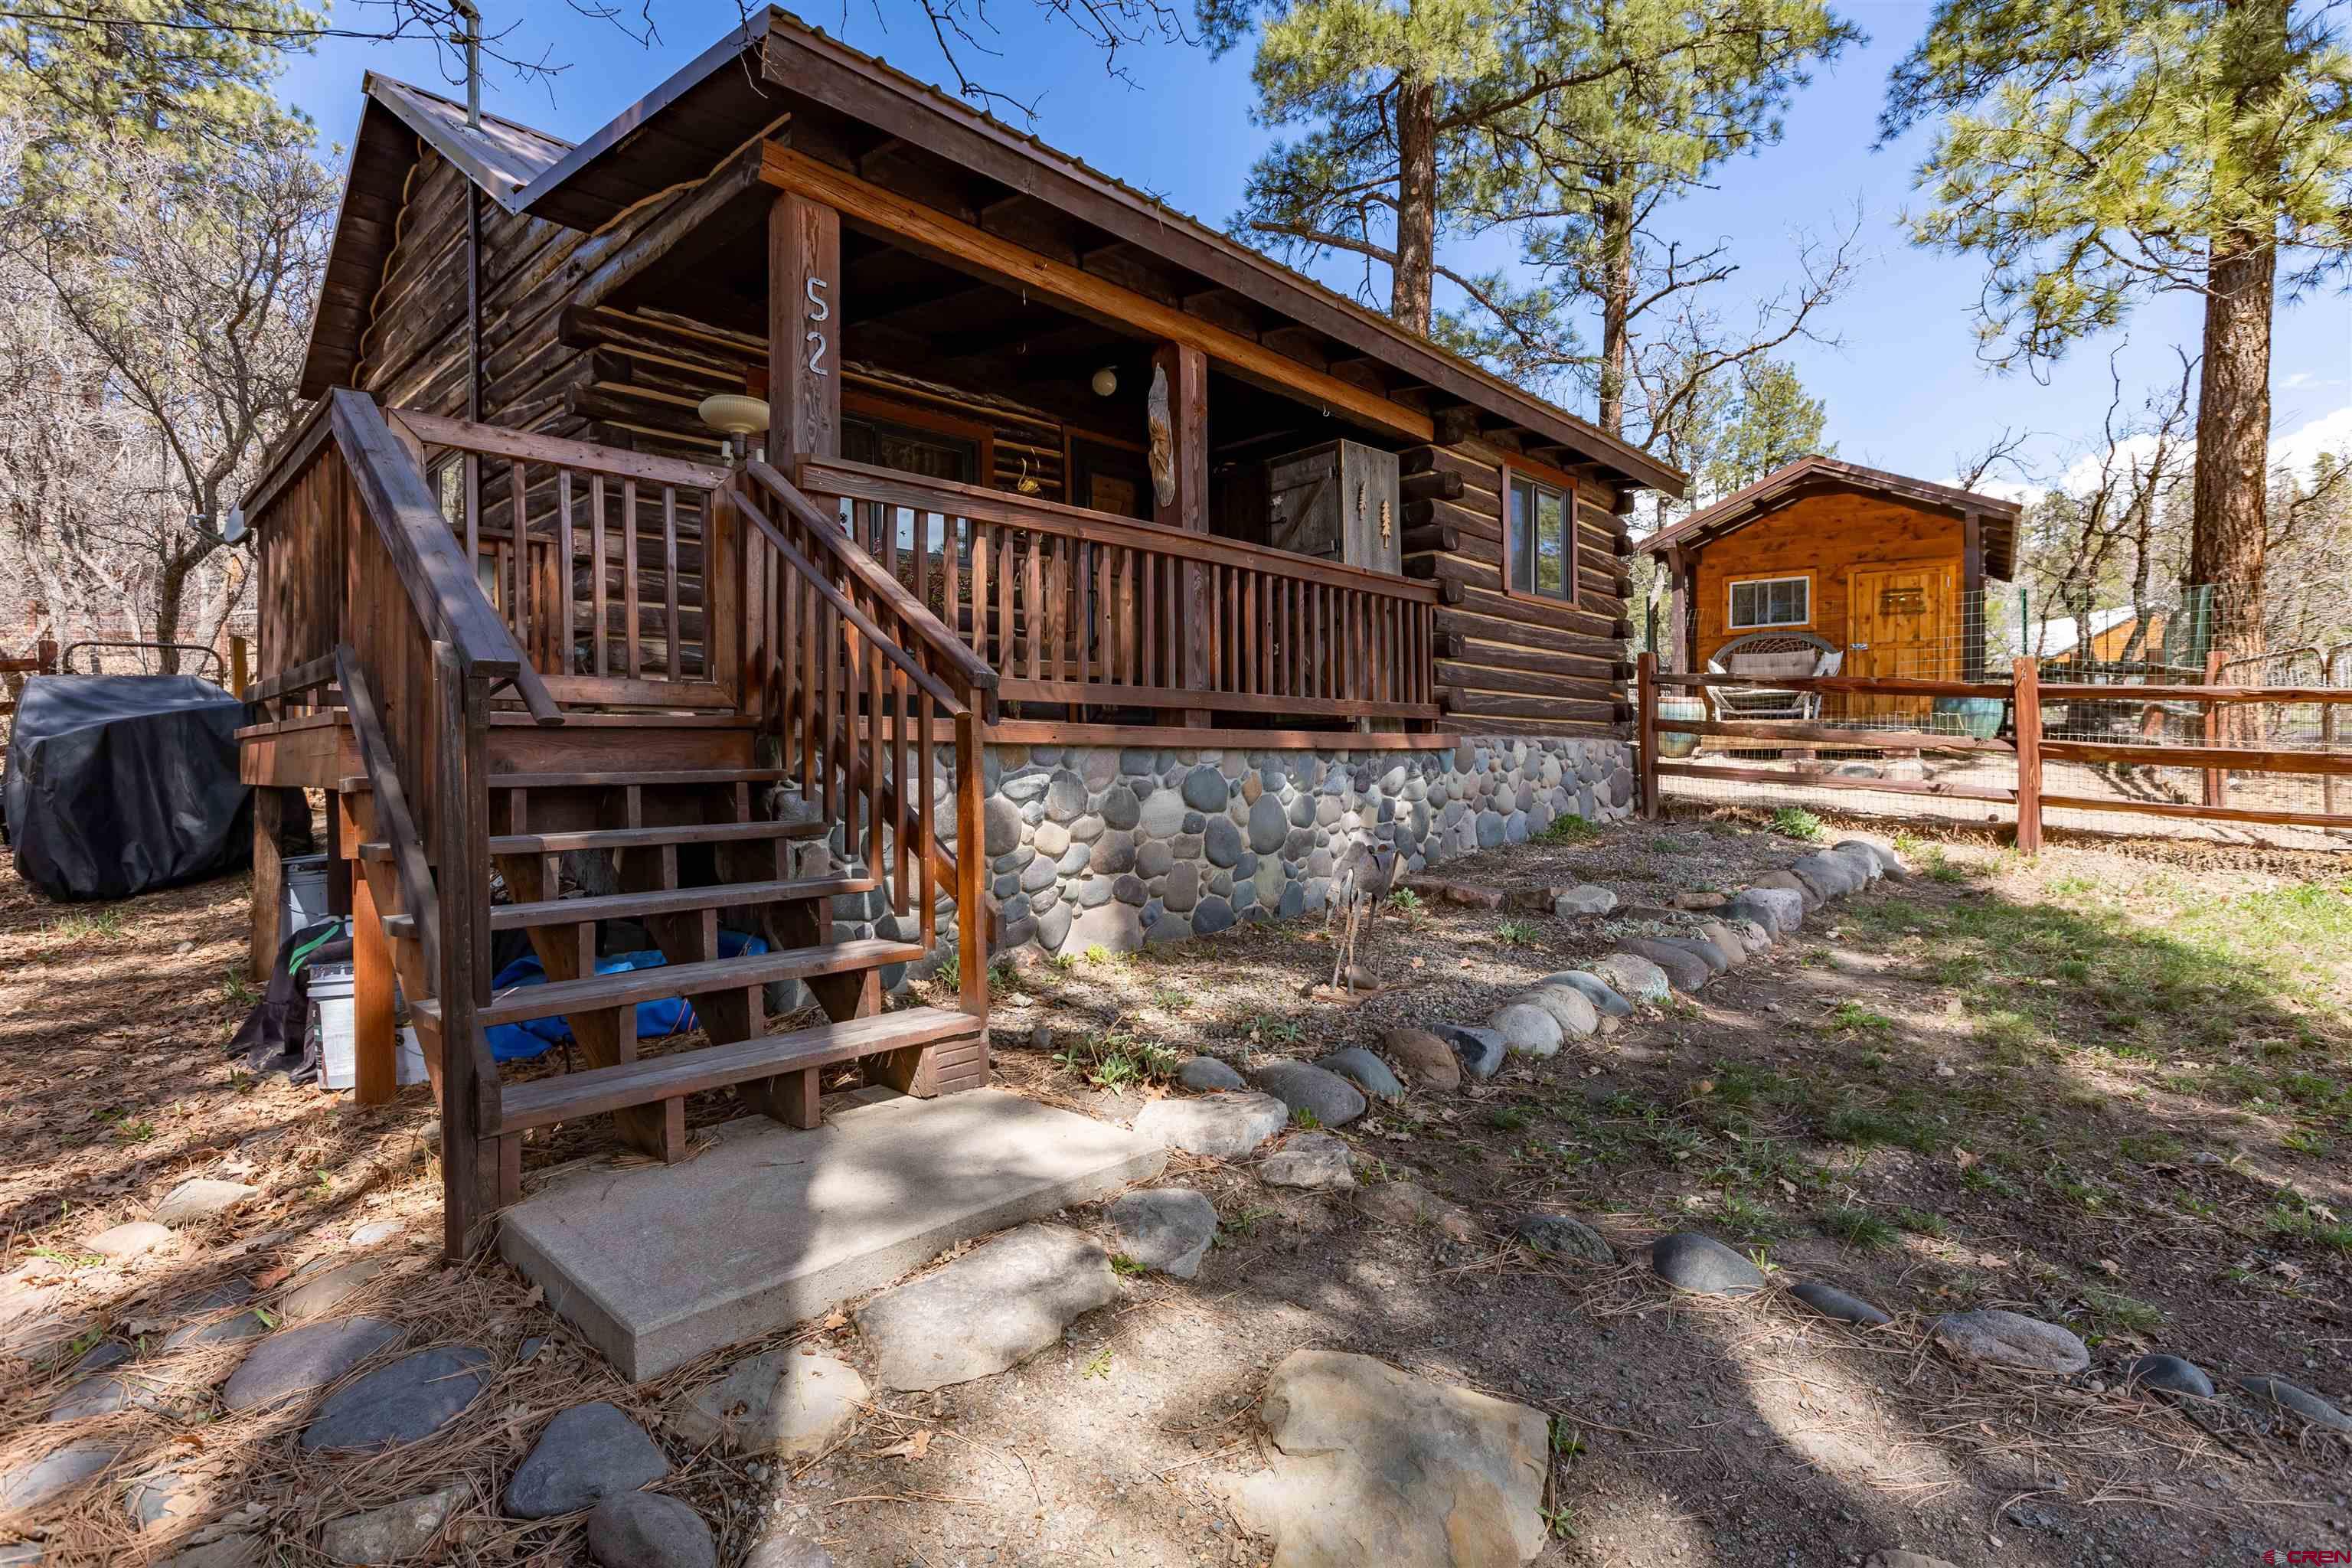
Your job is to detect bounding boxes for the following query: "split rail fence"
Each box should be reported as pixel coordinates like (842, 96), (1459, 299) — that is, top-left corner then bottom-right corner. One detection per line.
(1633, 652), (2352, 848)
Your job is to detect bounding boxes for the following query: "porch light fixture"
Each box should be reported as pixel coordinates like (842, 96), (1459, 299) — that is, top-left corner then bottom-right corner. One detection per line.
(697, 393), (771, 462)
(1089, 366), (1118, 397)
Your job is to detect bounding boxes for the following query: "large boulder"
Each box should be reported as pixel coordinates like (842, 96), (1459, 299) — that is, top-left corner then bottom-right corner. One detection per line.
(1836, 839), (1906, 881)
(1223, 1350), (1549, 1567)
(1749, 868), (1821, 912)
(1581, 954), (1668, 1006)
(1791, 851), (1867, 901)
(1381, 1028), (1460, 1091)
(669, 1352), (867, 1458)
(1726, 886), (1803, 938)
(1650, 1233), (1763, 1295)
(1431, 1024), (1506, 1081)
(1931, 1311), (2089, 1375)
(1251, 1061), (1368, 1129)
(1537, 971), (1631, 1018)
(856, 1226), (1116, 1391)
(1108, 1188), (1218, 1279)
(1132, 1093), (1289, 1158)
(1488, 1003), (1563, 1058)
(1611, 939), (1711, 995)
(1516, 985), (1598, 1040)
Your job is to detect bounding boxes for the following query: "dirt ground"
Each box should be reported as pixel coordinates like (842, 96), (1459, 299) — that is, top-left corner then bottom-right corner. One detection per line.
(3, 805), (2350, 1566)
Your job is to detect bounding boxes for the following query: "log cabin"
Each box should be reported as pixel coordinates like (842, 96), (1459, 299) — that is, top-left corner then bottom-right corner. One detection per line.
(1640, 456), (2020, 687)
(239, 8), (1685, 1253)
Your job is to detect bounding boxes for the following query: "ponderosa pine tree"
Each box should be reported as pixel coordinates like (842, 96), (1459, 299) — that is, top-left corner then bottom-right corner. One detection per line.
(1204, 0), (1858, 432)
(1881, 0), (2352, 665)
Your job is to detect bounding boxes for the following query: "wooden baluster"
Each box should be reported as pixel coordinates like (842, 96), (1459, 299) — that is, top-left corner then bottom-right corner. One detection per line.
(940, 514), (960, 651)
(1121, 547), (1138, 686)
(662, 485), (681, 680)
(556, 470), (577, 677)
(506, 460), (528, 658)
(828, 585), (846, 827)
(997, 528), (1015, 675)
(915, 509), (932, 623)
(918, 694), (936, 944)
(622, 479), (642, 679)
(968, 521), (988, 662)
(894, 661), (912, 918)
(1022, 538), (1043, 681)
(589, 475), (609, 677)
(868, 636), (886, 887)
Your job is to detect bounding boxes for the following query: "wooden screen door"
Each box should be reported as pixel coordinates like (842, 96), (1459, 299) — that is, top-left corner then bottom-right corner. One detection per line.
(1846, 562), (1953, 719)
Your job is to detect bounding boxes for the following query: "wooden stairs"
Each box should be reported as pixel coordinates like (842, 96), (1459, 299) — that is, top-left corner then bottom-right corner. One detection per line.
(243, 392), (998, 1258)
(341, 758), (985, 1210)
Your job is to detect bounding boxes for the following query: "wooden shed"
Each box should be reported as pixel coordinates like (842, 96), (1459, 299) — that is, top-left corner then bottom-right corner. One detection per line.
(1639, 457), (2019, 684)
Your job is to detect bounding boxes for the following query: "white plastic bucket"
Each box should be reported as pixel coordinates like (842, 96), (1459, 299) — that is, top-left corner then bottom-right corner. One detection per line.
(310, 962), (427, 1091)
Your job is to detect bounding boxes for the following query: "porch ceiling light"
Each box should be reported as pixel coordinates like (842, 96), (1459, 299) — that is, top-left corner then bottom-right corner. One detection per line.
(1089, 366), (1118, 397)
(697, 393), (771, 436)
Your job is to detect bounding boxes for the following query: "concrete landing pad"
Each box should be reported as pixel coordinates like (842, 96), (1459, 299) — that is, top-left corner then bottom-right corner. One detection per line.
(499, 1089), (1168, 1380)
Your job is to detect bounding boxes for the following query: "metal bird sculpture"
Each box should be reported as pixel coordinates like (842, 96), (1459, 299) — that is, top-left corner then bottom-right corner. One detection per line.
(1325, 835), (1400, 994)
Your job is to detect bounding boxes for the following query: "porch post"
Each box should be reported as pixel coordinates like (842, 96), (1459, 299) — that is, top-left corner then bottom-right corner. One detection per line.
(1152, 340), (1209, 726)
(1662, 545), (1689, 675)
(769, 191), (841, 469)
(1962, 510), (1985, 681)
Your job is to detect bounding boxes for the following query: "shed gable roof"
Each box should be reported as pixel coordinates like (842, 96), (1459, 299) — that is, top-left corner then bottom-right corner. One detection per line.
(1638, 456), (2020, 580)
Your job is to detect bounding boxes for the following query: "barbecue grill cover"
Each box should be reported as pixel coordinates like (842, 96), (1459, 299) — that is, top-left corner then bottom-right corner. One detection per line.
(5, 674), (252, 900)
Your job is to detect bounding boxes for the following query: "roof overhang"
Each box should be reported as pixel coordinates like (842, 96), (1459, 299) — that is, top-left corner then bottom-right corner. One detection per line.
(508, 8), (1686, 497)
(298, 77), (574, 399)
(1638, 456), (2020, 580)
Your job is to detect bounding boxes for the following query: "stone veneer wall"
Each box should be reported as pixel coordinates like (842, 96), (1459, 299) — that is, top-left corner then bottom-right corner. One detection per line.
(958, 736), (1635, 959)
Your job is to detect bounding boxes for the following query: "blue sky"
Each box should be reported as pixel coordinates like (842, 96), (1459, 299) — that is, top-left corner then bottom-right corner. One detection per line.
(275, 0), (2351, 495)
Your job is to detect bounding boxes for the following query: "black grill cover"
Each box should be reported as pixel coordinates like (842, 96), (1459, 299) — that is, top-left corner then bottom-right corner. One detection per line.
(5, 675), (252, 900)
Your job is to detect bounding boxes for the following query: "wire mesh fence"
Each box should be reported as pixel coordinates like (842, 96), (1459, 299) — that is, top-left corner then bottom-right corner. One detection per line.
(1642, 585), (2352, 847)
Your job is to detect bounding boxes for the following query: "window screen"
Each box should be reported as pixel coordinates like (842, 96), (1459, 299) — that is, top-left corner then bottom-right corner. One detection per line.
(1729, 577), (1809, 628)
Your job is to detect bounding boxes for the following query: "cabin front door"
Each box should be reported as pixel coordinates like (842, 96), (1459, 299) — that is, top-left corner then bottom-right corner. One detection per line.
(1845, 561), (1953, 719)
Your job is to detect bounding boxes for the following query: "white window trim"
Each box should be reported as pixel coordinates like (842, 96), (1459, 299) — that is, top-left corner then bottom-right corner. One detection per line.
(1726, 573), (1812, 630)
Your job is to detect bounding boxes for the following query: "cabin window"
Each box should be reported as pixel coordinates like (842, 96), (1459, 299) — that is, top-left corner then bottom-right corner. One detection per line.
(1505, 472), (1573, 602)
(842, 410), (979, 557)
(1728, 575), (1811, 629)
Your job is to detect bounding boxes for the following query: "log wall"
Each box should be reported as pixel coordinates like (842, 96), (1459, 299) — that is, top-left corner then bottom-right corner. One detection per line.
(348, 141), (1643, 738)
(1400, 435), (1635, 737)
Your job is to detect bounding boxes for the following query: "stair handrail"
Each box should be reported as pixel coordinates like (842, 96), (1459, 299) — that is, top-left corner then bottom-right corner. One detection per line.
(743, 458), (998, 716)
(326, 389), (563, 725)
(730, 466), (993, 1021)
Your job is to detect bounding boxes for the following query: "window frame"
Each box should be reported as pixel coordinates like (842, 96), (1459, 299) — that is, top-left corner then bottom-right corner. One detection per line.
(1498, 458), (1579, 606)
(1724, 573), (1815, 631)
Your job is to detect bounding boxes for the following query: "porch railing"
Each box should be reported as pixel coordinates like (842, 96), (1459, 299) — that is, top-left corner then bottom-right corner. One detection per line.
(794, 457), (1443, 729)
(391, 412), (738, 710)
(245, 388), (553, 1255)
(740, 459), (995, 1014)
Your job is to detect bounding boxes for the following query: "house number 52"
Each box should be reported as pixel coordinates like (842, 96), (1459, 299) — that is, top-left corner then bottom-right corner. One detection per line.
(804, 276), (831, 375)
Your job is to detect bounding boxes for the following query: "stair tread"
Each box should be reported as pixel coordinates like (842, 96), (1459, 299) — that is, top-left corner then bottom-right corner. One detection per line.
(410, 938), (925, 1028)
(359, 818), (825, 861)
(340, 769), (792, 793)
(381, 875), (878, 938)
(494, 1006), (983, 1133)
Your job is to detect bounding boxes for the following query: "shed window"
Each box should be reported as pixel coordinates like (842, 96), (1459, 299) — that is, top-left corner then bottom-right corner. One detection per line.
(1729, 576), (1810, 629)
(1506, 474), (1573, 602)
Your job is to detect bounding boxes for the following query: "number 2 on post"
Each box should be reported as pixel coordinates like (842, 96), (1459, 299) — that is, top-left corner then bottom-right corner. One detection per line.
(804, 276), (830, 375)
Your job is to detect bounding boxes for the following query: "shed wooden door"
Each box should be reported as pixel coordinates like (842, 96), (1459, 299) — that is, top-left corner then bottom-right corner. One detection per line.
(1845, 562), (1953, 718)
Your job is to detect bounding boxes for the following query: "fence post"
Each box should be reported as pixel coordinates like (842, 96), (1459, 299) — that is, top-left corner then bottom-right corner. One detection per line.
(2011, 655), (2043, 853)
(1636, 650), (1660, 822)
(2201, 648), (2226, 808)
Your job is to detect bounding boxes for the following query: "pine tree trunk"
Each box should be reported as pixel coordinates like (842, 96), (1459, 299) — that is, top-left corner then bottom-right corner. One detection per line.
(1390, 77), (1438, 335)
(2187, 225), (2275, 675)
(1596, 184), (1632, 438)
